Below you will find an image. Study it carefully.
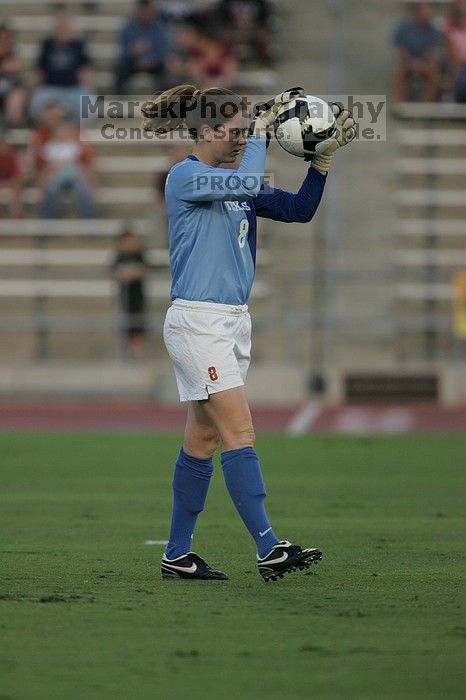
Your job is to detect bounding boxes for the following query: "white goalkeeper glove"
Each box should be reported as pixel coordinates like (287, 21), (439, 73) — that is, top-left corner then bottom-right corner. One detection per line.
(311, 104), (356, 175)
(250, 87), (305, 139)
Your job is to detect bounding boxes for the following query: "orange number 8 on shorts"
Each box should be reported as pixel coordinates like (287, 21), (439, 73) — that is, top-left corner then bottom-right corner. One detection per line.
(208, 366), (219, 381)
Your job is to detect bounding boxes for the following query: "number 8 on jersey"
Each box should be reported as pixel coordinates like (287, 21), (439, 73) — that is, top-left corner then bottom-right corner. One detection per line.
(238, 219), (249, 249)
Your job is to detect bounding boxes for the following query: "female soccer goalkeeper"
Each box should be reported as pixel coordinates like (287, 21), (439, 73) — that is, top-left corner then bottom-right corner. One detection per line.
(142, 84), (355, 581)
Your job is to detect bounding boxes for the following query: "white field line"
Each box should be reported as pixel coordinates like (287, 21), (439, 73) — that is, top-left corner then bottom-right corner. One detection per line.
(286, 402), (321, 436)
(144, 540), (168, 546)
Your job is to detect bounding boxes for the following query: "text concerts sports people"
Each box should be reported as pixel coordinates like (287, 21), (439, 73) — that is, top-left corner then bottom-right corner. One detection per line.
(142, 84), (356, 581)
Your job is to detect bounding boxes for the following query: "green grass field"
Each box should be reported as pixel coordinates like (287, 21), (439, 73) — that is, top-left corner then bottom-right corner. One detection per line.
(1, 433), (465, 700)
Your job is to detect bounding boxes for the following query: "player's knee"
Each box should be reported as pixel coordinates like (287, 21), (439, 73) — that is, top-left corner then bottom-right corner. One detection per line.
(224, 425), (255, 449)
(203, 432), (220, 457)
(245, 426), (256, 446)
(184, 430), (219, 459)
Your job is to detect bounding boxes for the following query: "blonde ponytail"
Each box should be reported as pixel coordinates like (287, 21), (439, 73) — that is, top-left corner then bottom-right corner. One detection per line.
(142, 84), (244, 141)
(142, 84), (198, 134)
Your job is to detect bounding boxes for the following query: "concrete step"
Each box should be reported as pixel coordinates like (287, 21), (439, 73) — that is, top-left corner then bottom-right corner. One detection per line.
(396, 250), (466, 266)
(396, 190), (466, 207)
(397, 219), (466, 237)
(396, 129), (466, 147)
(0, 218), (147, 237)
(396, 158), (466, 175)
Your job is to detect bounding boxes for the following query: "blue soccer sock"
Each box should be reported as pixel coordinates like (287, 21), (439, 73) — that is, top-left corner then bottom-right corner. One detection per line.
(165, 448), (214, 560)
(221, 447), (279, 558)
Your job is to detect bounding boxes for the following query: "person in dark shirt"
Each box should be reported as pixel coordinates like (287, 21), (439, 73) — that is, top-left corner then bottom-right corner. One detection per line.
(30, 13), (94, 123)
(114, 0), (172, 94)
(392, 1), (441, 102)
(444, 1), (466, 102)
(212, 0), (273, 65)
(113, 230), (148, 359)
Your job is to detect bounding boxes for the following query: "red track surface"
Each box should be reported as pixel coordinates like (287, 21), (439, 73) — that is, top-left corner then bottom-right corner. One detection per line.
(0, 401), (465, 432)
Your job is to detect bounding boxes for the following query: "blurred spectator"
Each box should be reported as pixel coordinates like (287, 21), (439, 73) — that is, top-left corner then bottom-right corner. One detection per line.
(114, 0), (172, 94)
(0, 23), (28, 127)
(392, 2), (441, 102)
(444, 1), (466, 102)
(28, 101), (65, 175)
(36, 119), (97, 218)
(212, 0), (273, 65)
(167, 26), (199, 84)
(0, 135), (23, 217)
(29, 13), (94, 123)
(159, 0), (217, 23)
(112, 230), (148, 359)
(168, 25), (237, 90)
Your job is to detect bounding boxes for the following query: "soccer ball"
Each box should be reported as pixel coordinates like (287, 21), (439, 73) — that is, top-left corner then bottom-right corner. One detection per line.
(274, 95), (336, 158)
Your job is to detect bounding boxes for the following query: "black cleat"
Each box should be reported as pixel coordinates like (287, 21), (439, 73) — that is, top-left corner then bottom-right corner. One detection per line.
(257, 540), (322, 582)
(161, 552), (228, 580)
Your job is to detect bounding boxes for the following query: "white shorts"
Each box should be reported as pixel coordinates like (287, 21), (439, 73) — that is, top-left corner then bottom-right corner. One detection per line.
(163, 298), (252, 402)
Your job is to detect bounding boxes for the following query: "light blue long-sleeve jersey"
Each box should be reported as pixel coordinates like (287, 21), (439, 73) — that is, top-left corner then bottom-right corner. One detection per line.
(165, 136), (327, 305)
(165, 137), (267, 305)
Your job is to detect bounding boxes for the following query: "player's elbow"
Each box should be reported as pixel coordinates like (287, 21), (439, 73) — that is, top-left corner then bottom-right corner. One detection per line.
(295, 209), (315, 223)
(227, 174), (262, 199)
(241, 188), (261, 199)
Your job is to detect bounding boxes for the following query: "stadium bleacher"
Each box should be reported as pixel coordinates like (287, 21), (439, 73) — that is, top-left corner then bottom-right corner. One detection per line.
(0, 0), (279, 365)
(392, 96), (466, 361)
(0, 0), (464, 399)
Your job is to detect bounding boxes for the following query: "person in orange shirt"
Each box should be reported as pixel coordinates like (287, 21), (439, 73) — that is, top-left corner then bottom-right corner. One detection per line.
(31, 102), (94, 176)
(0, 136), (23, 218)
(37, 120), (96, 219)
